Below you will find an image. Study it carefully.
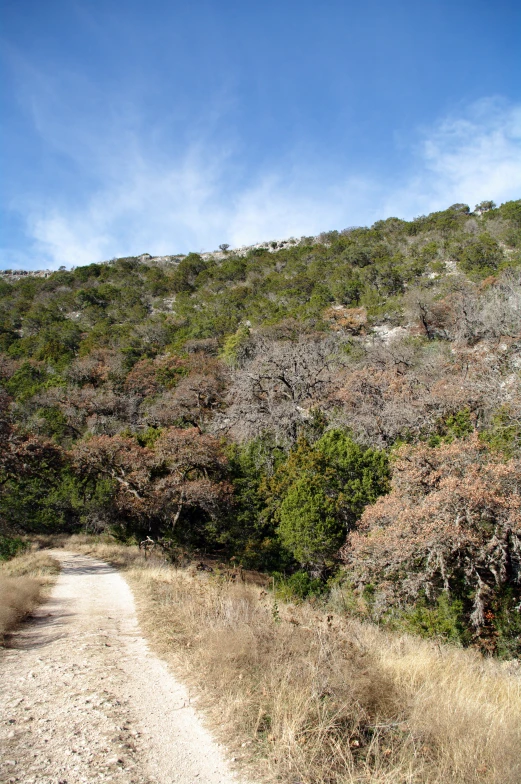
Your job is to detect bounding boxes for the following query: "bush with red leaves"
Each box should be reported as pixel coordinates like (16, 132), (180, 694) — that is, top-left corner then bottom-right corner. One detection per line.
(71, 427), (232, 539)
(342, 435), (521, 645)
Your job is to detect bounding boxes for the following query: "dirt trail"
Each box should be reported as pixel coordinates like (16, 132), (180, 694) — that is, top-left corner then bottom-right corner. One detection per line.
(0, 551), (248, 784)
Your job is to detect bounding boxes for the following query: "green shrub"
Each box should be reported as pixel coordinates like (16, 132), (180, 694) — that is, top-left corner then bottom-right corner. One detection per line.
(278, 475), (342, 569)
(0, 535), (28, 561)
(457, 233), (504, 274)
(492, 587), (521, 659)
(481, 407), (521, 458)
(266, 430), (390, 571)
(428, 408), (474, 446)
(395, 595), (469, 645)
(274, 570), (326, 601)
(220, 325), (250, 367)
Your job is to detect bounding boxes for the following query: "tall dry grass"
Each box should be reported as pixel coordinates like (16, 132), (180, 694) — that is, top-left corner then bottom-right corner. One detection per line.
(64, 534), (148, 568)
(45, 537), (521, 784)
(0, 549), (60, 641)
(127, 567), (521, 784)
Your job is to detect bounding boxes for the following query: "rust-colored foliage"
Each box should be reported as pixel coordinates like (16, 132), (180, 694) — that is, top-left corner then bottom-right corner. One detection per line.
(71, 427), (232, 533)
(0, 391), (63, 485)
(123, 355), (189, 397)
(342, 434), (521, 640)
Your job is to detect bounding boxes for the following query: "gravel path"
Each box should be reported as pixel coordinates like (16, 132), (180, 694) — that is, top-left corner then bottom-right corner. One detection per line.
(0, 551), (246, 784)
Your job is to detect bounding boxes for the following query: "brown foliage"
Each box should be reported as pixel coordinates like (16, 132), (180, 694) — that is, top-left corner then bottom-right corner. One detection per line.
(184, 337), (219, 355)
(329, 337), (508, 447)
(39, 384), (134, 437)
(222, 335), (336, 443)
(406, 271), (521, 344)
(342, 435), (521, 636)
(144, 355), (229, 428)
(66, 349), (124, 387)
(0, 356), (21, 381)
(123, 354), (188, 397)
(0, 394), (64, 491)
(71, 427), (232, 532)
(323, 305), (368, 333)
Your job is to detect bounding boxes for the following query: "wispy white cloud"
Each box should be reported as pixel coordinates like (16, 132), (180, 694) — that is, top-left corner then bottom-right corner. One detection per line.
(26, 145), (233, 266)
(3, 92), (521, 270)
(385, 97), (521, 218)
(227, 173), (380, 247)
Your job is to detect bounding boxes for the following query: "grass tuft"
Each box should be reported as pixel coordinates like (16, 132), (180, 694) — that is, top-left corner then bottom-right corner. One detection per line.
(0, 549), (60, 641)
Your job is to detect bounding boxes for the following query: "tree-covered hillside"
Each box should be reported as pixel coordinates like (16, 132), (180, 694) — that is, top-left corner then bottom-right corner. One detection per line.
(1, 199), (521, 654)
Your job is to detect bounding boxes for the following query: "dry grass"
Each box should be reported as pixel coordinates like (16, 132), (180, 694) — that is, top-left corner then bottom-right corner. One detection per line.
(128, 567), (521, 784)
(47, 537), (521, 784)
(0, 549), (60, 641)
(64, 534), (150, 568)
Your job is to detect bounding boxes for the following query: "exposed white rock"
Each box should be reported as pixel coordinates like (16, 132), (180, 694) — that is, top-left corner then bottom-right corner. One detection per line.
(371, 324), (408, 342)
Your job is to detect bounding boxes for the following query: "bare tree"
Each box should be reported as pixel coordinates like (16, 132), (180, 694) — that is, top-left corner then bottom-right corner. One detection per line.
(329, 335), (504, 448)
(218, 334), (338, 443)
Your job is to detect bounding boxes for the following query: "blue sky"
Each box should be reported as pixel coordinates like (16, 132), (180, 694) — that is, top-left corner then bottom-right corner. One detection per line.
(1, 0), (520, 269)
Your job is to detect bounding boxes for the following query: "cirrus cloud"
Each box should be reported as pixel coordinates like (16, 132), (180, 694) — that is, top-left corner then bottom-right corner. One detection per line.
(2, 96), (521, 270)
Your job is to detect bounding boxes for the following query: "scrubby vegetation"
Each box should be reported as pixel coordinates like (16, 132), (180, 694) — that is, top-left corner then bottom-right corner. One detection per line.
(64, 538), (521, 784)
(1, 199), (521, 655)
(143, 568), (520, 784)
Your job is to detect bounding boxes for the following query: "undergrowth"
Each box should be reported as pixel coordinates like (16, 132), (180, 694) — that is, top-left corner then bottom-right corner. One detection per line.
(129, 566), (521, 784)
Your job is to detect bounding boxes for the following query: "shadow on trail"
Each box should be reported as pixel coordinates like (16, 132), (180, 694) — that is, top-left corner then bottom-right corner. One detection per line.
(4, 596), (76, 651)
(60, 560), (115, 577)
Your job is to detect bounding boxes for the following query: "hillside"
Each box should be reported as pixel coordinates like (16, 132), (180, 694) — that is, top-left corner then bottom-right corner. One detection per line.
(1, 198), (521, 655)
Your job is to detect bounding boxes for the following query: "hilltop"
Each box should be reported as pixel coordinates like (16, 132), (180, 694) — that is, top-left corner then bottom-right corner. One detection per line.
(0, 234), (314, 280)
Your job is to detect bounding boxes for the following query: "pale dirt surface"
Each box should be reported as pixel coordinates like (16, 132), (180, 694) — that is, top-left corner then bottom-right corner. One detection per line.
(0, 551), (248, 784)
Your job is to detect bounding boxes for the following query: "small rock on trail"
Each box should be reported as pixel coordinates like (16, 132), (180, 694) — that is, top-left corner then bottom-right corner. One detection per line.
(0, 551), (246, 784)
